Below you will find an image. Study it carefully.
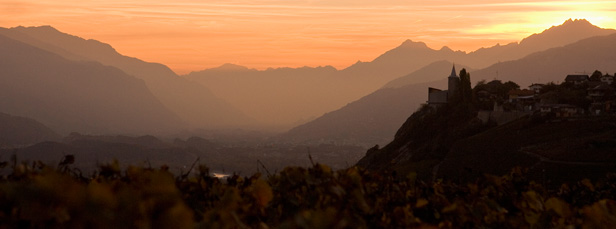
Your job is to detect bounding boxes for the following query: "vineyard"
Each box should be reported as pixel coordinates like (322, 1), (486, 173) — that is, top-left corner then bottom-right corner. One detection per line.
(0, 157), (615, 228)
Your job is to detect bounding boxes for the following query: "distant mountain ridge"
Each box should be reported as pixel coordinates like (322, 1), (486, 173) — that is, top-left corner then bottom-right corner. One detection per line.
(0, 26), (252, 129)
(283, 30), (616, 147)
(188, 19), (615, 129)
(0, 34), (184, 134)
(0, 112), (61, 147)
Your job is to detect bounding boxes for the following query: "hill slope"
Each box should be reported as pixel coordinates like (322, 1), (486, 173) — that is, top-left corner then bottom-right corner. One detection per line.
(0, 26), (251, 129)
(0, 112), (61, 147)
(281, 61), (457, 146)
(356, 102), (616, 185)
(0, 34), (183, 134)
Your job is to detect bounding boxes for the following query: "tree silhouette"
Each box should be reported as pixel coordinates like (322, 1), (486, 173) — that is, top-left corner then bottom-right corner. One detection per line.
(590, 70), (603, 81)
(459, 68), (472, 103)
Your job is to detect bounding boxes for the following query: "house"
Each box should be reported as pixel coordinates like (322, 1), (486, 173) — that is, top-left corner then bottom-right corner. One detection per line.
(427, 88), (448, 105)
(564, 74), (589, 85)
(508, 89), (535, 101)
(427, 65), (459, 108)
(588, 83), (615, 115)
(528, 84), (544, 94)
(508, 89), (536, 111)
(540, 104), (583, 118)
(600, 75), (614, 85)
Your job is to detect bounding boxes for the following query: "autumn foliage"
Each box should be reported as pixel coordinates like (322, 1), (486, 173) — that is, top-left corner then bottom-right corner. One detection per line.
(0, 158), (615, 228)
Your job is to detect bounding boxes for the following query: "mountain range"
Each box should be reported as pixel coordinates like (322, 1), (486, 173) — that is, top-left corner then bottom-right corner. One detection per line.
(0, 112), (60, 147)
(280, 21), (616, 146)
(0, 34), (184, 134)
(0, 19), (614, 146)
(0, 26), (252, 130)
(186, 19), (614, 130)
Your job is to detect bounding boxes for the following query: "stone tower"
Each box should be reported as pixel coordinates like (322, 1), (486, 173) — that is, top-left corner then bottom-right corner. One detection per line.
(447, 64), (459, 100)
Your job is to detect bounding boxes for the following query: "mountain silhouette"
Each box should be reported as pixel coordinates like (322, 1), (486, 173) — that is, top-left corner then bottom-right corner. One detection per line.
(188, 19), (614, 130)
(0, 112), (61, 147)
(0, 26), (252, 129)
(466, 18), (615, 69)
(0, 34), (184, 134)
(285, 30), (616, 146)
(471, 33), (616, 87)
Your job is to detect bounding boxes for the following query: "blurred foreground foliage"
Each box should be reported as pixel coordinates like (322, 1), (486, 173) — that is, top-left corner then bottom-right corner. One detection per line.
(0, 156), (615, 228)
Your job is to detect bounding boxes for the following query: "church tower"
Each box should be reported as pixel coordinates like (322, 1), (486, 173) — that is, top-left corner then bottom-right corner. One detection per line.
(447, 64), (459, 100)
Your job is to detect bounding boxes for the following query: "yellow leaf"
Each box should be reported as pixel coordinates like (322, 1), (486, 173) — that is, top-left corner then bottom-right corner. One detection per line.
(252, 179), (273, 208)
(416, 198), (429, 208)
(545, 197), (571, 217)
(441, 203), (457, 213)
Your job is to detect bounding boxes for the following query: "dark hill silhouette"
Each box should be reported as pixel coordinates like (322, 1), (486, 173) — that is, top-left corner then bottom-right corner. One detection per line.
(0, 112), (61, 147)
(0, 34), (184, 134)
(436, 116), (616, 184)
(188, 19), (614, 129)
(0, 26), (251, 129)
(357, 105), (616, 185)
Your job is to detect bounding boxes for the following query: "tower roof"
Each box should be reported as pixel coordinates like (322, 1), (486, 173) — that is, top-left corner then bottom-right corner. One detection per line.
(449, 64), (458, 78)
(448, 64), (458, 78)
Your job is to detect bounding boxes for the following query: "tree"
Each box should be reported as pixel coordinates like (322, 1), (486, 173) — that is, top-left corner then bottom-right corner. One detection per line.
(459, 68), (472, 103)
(590, 70), (603, 81)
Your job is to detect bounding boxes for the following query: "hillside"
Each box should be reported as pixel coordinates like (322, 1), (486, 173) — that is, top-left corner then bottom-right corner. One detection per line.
(0, 26), (252, 129)
(0, 112), (61, 147)
(281, 66), (450, 147)
(437, 116), (616, 184)
(0, 34), (184, 134)
(356, 101), (616, 185)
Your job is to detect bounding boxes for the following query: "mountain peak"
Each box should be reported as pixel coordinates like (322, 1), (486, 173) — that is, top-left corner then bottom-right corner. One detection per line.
(562, 18), (592, 26)
(519, 18), (614, 47)
(399, 39), (429, 49)
(12, 25), (59, 33)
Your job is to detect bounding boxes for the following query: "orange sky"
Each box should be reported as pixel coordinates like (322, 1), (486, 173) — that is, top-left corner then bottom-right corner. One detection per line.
(1, 0), (615, 74)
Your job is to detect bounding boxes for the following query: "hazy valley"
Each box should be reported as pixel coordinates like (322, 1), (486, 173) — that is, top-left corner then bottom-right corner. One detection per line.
(1, 18), (615, 179)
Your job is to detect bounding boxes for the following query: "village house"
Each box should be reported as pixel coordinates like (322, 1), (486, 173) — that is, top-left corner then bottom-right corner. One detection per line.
(539, 104), (583, 118)
(529, 83), (544, 94)
(508, 89), (536, 111)
(600, 74), (614, 85)
(588, 83), (615, 115)
(564, 74), (589, 85)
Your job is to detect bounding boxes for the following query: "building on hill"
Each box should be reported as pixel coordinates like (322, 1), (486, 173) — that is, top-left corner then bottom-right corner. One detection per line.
(539, 104), (583, 118)
(588, 83), (615, 115)
(427, 88), (448, 106)
(447, 65), (460, 100)
(427, 64), (459, 108)
(565, 74), (589, 85)
(529, 83), (544, 94)
(600, 74), (614, 85)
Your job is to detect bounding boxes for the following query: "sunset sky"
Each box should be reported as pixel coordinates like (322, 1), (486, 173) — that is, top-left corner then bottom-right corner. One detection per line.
(2, 0), (615, 74)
